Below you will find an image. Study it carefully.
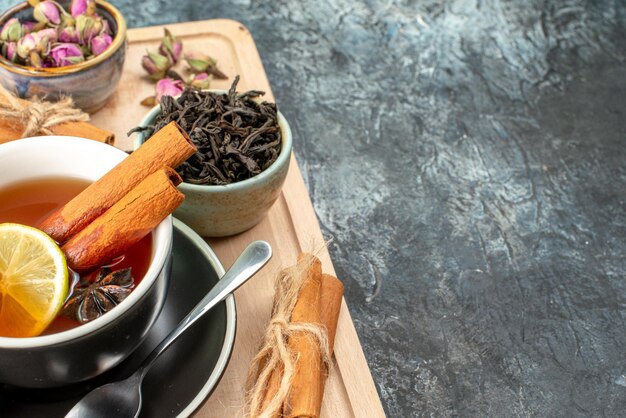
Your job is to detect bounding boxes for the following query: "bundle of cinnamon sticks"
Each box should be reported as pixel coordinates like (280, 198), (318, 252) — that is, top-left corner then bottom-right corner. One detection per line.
(0, 92), (114, 144)
(39, 121), (196, 270)
(247, 253), (345, 418)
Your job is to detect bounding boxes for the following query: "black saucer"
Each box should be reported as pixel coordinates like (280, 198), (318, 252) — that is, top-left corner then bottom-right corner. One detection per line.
(0, 219), (236, 417)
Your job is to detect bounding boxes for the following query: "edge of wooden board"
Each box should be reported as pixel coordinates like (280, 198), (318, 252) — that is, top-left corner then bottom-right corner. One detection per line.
(283, 154), (386, 418)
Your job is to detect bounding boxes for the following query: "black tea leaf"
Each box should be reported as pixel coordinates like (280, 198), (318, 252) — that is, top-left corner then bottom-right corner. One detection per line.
(130, 76), (282, 185)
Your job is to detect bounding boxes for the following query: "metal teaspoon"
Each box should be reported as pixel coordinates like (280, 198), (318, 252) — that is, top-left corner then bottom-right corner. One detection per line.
(64, 240), (272, 418)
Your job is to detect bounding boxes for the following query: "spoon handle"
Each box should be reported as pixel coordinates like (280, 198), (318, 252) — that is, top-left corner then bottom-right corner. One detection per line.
(137, 240), (272, 377)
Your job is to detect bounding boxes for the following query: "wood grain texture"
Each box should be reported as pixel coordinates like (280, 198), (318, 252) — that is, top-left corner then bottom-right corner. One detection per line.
(90, 19), (384, 418)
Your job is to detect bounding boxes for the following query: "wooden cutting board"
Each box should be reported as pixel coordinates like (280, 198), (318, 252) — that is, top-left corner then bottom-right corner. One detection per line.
(91, 19), (385, 418)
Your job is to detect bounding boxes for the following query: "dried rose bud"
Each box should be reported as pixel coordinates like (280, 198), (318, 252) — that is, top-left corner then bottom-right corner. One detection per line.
(142, 51), (171, 80)
(59, 25), (79, 43)
(21, 21), (36, 34)
(155, 78), (184, 102)
(70, 0), (96, 17)
(184, 51), (217, 74)
(1, 42), (17, 61)
(16, 33), (37, 58)
(100, 19), (112, 35)
(33, 0), (62, 25)
(0, 18), (23, 42)
(6, 42), (17, 61)
(158, 28), (182, 64)
(17, 29), (57, 62)
(90, 33), (111, 55)
(76, 14), (102, 44)
(50, 42), (84, 66)
(141, 54), (159, 76)
(35, 28), (58, 47)
(189, 72), (211, 89)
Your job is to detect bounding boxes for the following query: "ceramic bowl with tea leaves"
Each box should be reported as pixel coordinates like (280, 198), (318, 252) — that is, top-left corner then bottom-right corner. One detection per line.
(135, 88), (293, 237)
(0, 1), (126, 113)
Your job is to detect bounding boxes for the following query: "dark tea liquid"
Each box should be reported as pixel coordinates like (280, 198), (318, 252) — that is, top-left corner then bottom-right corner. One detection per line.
(0, 177), (152, 334)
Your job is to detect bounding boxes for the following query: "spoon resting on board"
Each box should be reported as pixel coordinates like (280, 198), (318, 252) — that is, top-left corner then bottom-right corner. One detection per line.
(64, 240), (272, 418)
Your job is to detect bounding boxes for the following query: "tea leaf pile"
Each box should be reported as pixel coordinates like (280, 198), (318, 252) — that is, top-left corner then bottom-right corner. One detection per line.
(130, 76), (282, 185)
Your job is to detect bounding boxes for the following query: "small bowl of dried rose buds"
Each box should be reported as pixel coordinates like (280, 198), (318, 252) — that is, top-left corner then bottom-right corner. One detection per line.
(0, 0), (126, 113)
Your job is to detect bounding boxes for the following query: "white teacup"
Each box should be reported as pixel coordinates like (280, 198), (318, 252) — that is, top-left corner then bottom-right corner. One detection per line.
(0, 137), (172, 388)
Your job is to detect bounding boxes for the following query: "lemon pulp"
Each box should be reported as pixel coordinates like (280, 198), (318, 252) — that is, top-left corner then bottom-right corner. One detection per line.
(0, 223), (68, 337)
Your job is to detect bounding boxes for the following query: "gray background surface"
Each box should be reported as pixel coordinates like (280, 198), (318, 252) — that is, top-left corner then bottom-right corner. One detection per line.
(2, 0), (625, 416)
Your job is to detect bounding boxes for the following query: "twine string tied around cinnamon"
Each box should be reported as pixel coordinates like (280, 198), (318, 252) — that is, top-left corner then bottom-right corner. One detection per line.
(246, 260), (332, 418)
(0, 84), (89, 138)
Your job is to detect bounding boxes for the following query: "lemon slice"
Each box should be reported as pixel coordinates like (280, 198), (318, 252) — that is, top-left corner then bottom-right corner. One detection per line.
(0, 223), (68, 337)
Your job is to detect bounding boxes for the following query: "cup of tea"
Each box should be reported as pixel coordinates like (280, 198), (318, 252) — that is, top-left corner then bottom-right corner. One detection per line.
(0, 136), (172, 388)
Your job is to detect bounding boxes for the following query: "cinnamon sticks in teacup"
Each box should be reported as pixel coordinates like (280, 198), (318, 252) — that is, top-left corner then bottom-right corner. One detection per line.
(39, 121), (196, 270)
(246, 253), (345, 418)
(62, 168), (185, 271)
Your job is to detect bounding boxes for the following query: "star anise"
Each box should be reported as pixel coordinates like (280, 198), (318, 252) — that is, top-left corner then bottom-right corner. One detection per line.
(62, 268), (135, 323)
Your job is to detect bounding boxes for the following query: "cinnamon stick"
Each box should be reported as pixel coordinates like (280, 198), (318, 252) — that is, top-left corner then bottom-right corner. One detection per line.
(62, 168), (184, 271)
(320, 274), (344, 354)
(281, 272), (344, 418)
(283, 253), (323, 418)
(0, 95), (114, 144)
(312, 273), (344, 418)
(40, 121), (195, 243)
(259, 255), (322, 417)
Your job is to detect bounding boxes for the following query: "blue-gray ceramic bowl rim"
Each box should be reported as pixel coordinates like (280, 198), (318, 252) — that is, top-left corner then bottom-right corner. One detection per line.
(0, 0), (126, 76)
(134, 90), (292, 192)
(170, 217), (236, 417)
